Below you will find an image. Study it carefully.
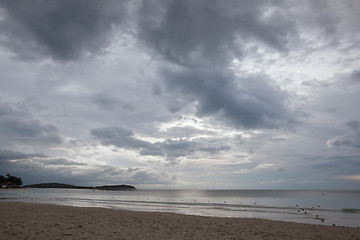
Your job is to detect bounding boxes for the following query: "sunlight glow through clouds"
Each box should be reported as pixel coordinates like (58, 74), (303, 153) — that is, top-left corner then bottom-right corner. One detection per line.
(255, 163), (278, 169)
(338, 175), (360, 181)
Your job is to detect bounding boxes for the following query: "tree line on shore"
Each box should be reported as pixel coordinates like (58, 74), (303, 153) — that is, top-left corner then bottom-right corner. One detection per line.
(0, 174), (23, 188)
(1, 174), (136, 191)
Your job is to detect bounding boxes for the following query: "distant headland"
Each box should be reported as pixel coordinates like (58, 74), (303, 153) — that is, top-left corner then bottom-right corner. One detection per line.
(1, 173), (136, 190)
(23, 183), (136, 191)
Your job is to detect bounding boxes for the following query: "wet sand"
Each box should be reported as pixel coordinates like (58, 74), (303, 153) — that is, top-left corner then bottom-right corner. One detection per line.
(0, 201), (359, 240)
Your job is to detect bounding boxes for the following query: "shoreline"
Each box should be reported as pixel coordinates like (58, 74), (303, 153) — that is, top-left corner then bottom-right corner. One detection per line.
(0, 201), (359, 240)
(1, 188), (360, 228)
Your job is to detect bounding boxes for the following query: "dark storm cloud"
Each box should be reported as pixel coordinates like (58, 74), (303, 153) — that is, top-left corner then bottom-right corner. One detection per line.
(0, 0), (128, 61)
(139, 0), (291, 68)
(91, 126), (230, 161)
(164, 69), (295, 129)
(0, 99), (62, 146)
(138, 0), (296, 129)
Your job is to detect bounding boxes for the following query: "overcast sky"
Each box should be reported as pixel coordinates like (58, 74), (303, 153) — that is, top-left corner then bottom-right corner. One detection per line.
(0, 0), (359, 189)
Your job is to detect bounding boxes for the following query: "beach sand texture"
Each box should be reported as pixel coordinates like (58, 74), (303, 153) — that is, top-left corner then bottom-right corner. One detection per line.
(0, 201), (359, 240)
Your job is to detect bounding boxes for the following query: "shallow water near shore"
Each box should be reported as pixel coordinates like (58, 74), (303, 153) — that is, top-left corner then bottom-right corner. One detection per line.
(1, 189), (359, 228)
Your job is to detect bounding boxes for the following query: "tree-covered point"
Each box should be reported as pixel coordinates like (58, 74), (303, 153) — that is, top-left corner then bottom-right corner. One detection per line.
(0, 174), (23, 188)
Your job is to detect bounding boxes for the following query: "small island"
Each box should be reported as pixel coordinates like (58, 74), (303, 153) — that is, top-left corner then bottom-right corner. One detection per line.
(23, 183), (136, 191)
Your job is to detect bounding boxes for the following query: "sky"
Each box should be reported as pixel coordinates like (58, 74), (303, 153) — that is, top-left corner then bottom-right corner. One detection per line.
(0, 0), (359, 189)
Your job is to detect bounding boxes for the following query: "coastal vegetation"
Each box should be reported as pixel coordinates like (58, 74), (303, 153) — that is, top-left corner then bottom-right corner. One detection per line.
(0, 174), (23, 188)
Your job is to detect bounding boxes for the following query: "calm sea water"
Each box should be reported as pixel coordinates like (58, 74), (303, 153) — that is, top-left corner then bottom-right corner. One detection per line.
(1, 189), (359, 227)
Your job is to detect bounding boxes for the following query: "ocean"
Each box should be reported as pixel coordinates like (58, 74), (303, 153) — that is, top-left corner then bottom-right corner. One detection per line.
(1, 189), (359, 228)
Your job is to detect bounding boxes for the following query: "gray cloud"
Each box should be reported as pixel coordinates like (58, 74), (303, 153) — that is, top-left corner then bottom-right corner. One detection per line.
(38, 158), (87, 166)
(0, 117), (59, 139)
(346, 120), (360, 130)
(91, 92), (135, 111)
(92, 93), (119, 110)
(91, 126), (149, 149)
(163, 69), (295, 129)
(327, 134), (360, 149)
(91, 126), (230, 161)
(0, 100), (25, 117)
(0, 0), (128, 61)
(0, 99), (62, 146)
(0, 149), (84, 166)
(351, 70), (360, 83)
(312, 155), (360, 176)
(0, 149), (47, 161)
(327, 120), (360, 149)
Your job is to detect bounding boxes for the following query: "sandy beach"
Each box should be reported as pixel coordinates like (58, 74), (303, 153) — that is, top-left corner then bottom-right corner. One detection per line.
(0, 201), (359, 240)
